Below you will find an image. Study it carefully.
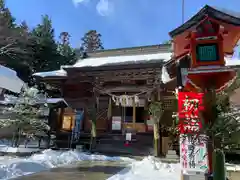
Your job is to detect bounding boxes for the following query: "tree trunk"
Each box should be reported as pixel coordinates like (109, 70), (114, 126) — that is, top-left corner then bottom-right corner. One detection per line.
(14, 128), (20, 147)
(46, 131), (51, 148)
(90, 107), (97, 151)
(153, 117), (160, 157)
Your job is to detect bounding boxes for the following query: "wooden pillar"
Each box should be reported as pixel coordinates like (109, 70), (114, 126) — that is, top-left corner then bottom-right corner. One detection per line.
(90, 88), (97, 151)
(132, 97), (136, 128)
(203, 87), (217, 174)
(107, 97), (112, 132)
(58, 107), (64, 131)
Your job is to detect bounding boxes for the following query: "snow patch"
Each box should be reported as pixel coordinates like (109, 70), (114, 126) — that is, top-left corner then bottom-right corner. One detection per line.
(108, 156), (240, 180)
(0, 139), (135, 180)
(108, 156), (181, 180)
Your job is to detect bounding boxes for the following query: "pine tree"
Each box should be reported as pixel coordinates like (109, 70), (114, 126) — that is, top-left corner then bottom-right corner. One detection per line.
(31, 15), (59, 72)
(0, 0), (31, 60)
(80, 30), (104, 52)
(0, 87), (50, 147)
(57, 31), (77, 65)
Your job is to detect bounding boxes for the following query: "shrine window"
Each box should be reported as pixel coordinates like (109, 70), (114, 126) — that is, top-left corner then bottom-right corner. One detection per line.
(196, 43), (219, 62)
(136, 107), (145, 123)
(122, 106), (145, 123)
(123, 107), (133, 122)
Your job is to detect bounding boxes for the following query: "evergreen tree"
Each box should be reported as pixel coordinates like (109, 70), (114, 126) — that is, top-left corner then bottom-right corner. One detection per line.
(0, 87), (50, 147)
(80, 30), (104, 52)
(31, 15), (59, 72)
(0, 1), (34, 83)
(0, 0), (30, 59)
(57, 31), (77, 65)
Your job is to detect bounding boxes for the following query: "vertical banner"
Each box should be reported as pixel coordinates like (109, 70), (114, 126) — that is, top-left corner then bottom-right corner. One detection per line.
(178, 92), (204, 134)
(178, 92), (208, 172)
(73, 110), (84, 140)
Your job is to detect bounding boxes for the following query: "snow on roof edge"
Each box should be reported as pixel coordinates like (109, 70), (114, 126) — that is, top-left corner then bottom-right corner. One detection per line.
(33, 52), (172, 78)
(73, 52), (172, 68)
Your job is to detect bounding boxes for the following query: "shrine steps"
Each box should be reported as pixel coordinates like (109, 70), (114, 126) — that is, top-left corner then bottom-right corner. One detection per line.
(53, 131), (154, 156)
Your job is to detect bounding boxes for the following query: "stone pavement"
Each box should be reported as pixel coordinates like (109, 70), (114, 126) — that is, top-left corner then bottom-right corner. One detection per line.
(15, 161), (128, 180)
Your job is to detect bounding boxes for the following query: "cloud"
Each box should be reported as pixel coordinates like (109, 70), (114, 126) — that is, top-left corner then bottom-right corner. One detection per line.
(96, 0), (114, 16)
(72, 0), (89, 7)
(72, 0), (113, 16)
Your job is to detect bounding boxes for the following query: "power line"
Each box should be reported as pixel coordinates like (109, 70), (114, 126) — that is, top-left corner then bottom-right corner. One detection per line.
(182, 0), (185, 23)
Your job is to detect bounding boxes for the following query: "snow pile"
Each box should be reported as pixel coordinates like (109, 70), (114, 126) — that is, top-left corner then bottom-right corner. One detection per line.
(0, 139), (46, 153)
(108, 156), (240, 180)
(108, 156), (181, 180)
(0, 149), (134, 180)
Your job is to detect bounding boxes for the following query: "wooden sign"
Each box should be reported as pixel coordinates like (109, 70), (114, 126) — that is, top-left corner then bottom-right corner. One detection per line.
(112, 116), (121, 130)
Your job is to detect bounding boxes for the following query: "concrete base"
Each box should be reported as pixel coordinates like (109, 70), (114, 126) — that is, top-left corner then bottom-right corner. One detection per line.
(165, 150), (179, 159)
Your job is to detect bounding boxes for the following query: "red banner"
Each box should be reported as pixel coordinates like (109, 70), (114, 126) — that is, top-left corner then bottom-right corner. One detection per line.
(178, 92), (204, 134)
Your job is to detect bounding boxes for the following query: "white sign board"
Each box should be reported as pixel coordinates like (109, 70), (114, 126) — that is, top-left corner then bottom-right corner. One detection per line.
(180, 134), (208, 172)
(112, 116), (121, 130)
(126, 133), (132, 141)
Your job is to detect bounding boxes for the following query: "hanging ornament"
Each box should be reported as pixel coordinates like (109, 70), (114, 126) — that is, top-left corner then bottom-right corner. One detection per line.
(116, 97), (120, 106)
(112, 95), (116, 102)
(134, 96), (140, 105)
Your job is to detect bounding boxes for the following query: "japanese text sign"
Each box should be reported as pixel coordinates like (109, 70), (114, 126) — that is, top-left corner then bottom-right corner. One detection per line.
(178, 92), (204, 134)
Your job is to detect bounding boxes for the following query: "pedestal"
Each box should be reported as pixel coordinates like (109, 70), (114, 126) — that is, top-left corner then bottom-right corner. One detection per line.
(165, 150), (179, 160)
(182, 170), (206, 180)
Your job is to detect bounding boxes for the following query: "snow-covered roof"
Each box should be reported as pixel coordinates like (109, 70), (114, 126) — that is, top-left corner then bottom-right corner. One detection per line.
(33, 69), (67, 78)
(0, 94), (67, 107)
(47, 98), (68, 106)
(0, 65), (24, 93)
(33, 52), (172, 78)
(225, 57), (240, 66)
(33, 51), (240, 79)
(73, 52), (172, 68)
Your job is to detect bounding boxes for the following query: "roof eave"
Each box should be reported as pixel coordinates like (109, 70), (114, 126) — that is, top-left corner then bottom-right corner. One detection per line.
(169, 5), (240, 37)
(64, 61), (165, 73)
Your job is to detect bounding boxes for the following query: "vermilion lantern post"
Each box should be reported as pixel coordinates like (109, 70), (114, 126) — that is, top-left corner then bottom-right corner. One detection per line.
(169, 5), (240, 179)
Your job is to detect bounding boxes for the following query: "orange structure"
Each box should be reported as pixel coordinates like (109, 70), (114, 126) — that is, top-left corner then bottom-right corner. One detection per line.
(169, 5), (240, 93)
(168, 5), (240, 175)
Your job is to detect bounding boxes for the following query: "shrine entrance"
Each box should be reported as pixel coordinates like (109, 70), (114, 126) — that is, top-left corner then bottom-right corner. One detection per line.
(111, 94), (148, 133)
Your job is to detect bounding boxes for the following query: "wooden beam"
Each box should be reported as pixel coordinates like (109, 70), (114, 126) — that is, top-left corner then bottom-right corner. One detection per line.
(104, 86), (153, 93)
(132, 97), (136, 128)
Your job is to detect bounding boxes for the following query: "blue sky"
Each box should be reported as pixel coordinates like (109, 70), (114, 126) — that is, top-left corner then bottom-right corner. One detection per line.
(5, 0), (240, 52)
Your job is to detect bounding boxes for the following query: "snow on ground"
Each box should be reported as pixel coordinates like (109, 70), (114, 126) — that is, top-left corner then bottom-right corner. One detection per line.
(1, 139), (240, 180)
(107, 156), (181, 180)
(0, 149), (134, 180)
(108, 156), (240, 180)
(0, 139), (46, 153)
(0, 139), (134, 180)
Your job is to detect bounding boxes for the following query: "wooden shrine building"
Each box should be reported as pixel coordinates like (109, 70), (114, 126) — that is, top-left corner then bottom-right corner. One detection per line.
(34, 44), (177, 155)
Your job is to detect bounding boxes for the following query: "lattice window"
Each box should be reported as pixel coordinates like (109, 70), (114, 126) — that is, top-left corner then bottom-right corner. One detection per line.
(163, 98), (174, 110)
